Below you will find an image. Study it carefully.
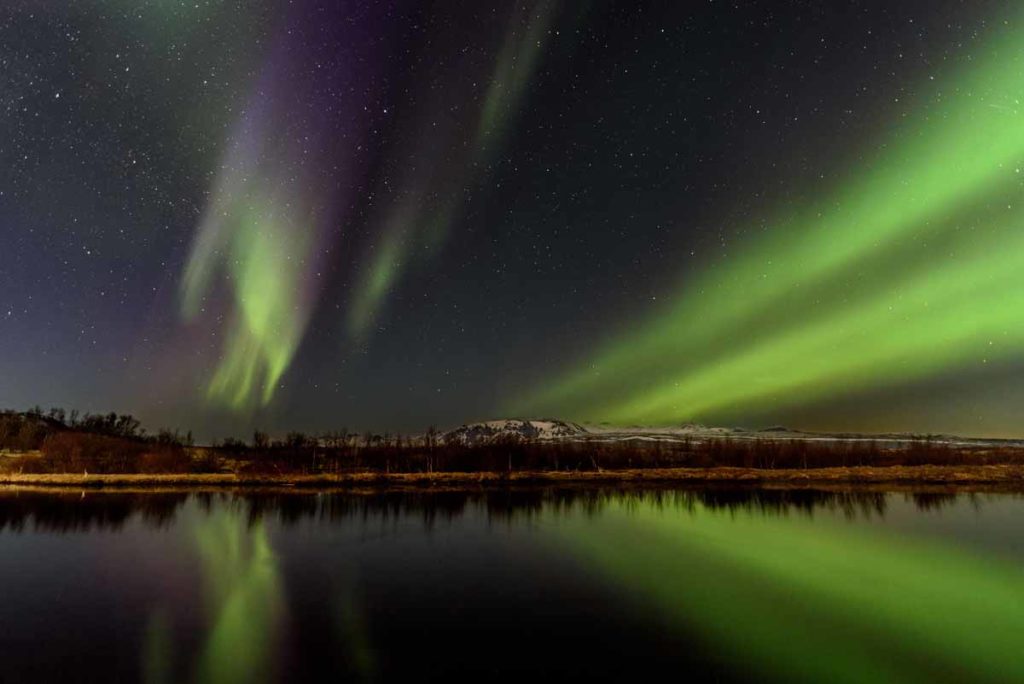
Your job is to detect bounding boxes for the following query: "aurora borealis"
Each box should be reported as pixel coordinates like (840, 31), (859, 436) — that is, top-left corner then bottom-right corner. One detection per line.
(179, 5), (388, 409)
(518, 13), (1024, 428)
(2, 0), (1024, 437)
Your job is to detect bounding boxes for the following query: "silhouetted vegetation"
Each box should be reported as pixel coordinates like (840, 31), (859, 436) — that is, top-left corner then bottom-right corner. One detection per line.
(4, 407), (1024, 476)
(217, 431), (1024, 476)
(1, 408), (195, 474)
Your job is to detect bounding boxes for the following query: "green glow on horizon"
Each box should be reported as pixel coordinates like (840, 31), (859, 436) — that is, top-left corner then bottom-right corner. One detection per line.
(518, 14), (1024, 428)
(559, 499), (1024, 683)
(593, 215), (1024, 423)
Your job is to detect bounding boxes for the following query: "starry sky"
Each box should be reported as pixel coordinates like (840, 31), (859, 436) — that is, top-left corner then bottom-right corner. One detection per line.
(2, 0), (1023, 439)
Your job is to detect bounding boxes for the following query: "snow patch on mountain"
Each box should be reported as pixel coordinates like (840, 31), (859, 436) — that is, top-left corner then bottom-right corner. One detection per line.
(439, 419), (1024, 449)
(443, 419), (588, 445)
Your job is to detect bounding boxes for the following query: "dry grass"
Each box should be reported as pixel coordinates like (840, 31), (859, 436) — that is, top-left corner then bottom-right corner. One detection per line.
(1, 464), (1022, 488)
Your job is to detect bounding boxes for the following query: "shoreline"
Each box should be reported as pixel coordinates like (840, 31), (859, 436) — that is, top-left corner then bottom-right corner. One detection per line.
(2, 464), (1023, 489)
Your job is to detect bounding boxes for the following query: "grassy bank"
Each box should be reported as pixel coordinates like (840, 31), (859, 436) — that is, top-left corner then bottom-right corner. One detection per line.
(2, 464), (1023, 488)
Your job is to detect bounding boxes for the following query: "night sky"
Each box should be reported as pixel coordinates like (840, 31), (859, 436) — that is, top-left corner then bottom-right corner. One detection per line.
(2, 0), (1023, 439)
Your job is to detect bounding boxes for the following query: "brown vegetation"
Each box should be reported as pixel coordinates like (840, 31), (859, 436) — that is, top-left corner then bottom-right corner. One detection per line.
(3, 407), (1024, 478)
(217, 433), (1024, 476)
(1, 465), (1023, 489)
(1, 408), (197, 474)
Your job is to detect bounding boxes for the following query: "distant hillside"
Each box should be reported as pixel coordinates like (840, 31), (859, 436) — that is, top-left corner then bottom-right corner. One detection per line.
(440, 419), (1024, 449)
(443, 419), (588, 445)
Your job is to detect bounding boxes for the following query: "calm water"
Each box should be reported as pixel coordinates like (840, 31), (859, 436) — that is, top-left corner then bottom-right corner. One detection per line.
(0, 487), (1022, 683)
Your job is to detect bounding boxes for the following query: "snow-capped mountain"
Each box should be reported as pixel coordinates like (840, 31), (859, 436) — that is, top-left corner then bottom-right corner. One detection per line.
(443, 419), (588, 445)
(438, 419), (1024, 449)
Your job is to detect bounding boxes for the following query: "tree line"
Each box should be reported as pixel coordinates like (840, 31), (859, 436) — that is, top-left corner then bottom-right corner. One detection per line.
(4, 406), (1024, 475)
(1, 407), (193, 451)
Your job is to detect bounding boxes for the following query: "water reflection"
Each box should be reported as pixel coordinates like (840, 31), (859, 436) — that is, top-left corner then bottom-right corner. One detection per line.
(559, 500), (1024, 684)
(0, 491), (188, 532)
(0, 486), (1021, 683)
(0, 486), (998, 532)
(143, 504), (284, 684)
(333, 572), (376, 680)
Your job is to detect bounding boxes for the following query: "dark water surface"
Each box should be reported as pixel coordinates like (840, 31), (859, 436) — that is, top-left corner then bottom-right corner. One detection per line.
(0, 486), (1022, 683)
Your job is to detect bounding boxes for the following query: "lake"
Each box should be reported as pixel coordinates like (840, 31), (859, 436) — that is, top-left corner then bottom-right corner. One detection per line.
(0, 486), (1021, 683)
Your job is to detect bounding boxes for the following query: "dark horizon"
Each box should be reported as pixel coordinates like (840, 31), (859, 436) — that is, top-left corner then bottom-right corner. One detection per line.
(6, 405), (1024, 448)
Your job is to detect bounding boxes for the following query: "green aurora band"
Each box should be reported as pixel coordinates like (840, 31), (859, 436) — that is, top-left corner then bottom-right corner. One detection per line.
(518, 14), (1024, 427)
(178, 7), (363, 412)
(557, 498), (1024, 683)
(182, 186), (312, 410)
(347, 0), (559, 338)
